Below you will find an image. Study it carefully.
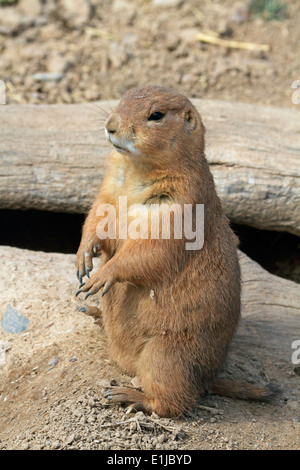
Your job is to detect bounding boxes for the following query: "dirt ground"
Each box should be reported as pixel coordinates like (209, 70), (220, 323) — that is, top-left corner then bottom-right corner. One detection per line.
(0, 0), (299, 107)
(0, 0), (299, 452)
(0, 247), (299, 451)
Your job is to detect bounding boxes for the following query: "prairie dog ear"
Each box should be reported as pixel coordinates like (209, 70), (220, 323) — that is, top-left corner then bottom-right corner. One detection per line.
(184, 109), (197, 131)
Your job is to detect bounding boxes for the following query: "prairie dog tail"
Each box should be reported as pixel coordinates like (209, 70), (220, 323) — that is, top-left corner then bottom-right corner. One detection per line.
(211, 378), (281, 401)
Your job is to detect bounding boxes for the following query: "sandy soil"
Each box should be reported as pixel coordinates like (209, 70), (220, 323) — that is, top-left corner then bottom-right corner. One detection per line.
(0, 247), (299, 450)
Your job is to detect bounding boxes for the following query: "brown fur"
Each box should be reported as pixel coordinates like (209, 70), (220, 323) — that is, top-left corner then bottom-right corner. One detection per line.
(76, 86), (274, 417)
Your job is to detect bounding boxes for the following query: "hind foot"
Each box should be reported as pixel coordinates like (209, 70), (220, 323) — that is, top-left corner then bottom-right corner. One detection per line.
(104, 387), (153, 414)
(78, 306), (103, 325)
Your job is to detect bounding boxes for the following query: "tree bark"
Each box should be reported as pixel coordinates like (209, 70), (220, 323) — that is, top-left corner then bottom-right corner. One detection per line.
(0, 99), (299, 235)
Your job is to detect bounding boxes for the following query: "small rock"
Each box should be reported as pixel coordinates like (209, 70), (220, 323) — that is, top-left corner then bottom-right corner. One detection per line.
(108, 42), (129, 68)
(122, 33), (139, 47)
(157, 433), (167, 443)
(97, 378), (111, 388)
(65, 434), (75, 446)
(230, 2), (250, 24)
(0, 7), (22, 35)
(0, 6), (43, 35)
(59, 0), (92, 28)
(1, 304), (29, 334)
(287, 400), (299, 411)
(43, 0), (56, 15)
(88, 397), (95, 407)
(48, 357), (59, 371)
(217, 20), (233, 37)
(47, 52), (70, 74)
(179, 28), (200, 46)
(33, 72), (64, 82)
(73, 409), (83, 418)
(17, 0), (43, 17)
(112, 0), (134, 11)
(165, 35), (181, 51)
(152, 0), (185, 7)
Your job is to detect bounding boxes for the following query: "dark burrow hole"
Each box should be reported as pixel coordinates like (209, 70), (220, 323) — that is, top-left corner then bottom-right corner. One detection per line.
(0, 209), (299, 283)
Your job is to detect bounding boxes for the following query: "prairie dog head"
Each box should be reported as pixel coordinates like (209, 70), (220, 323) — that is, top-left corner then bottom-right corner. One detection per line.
(104, 86), (205, 169)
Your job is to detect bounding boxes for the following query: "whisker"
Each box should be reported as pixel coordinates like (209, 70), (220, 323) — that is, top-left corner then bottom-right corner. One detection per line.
(100, 90), (114, 113)
(82, 103), (109, 120)
(94, 103), (110, 117)
(84, 118), (106, 129)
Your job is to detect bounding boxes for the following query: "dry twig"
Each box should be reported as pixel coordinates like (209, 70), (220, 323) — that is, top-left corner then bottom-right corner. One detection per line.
(195, 32), (270, 52)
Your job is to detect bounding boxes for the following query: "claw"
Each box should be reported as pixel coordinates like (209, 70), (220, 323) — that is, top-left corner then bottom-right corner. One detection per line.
(86, 268), (91, 278)
(85, 292), (91, 300)
(104, 389), (112, 397)
(75, 289), (82, 297)
(78, 307), (87, 313)
(76, 269), (80, 281)
(102, 280), (113, 297)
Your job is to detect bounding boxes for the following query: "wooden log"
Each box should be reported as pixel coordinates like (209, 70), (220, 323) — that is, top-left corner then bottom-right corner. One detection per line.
(0, 100), (299, 235)
(234, 251), (300, 362)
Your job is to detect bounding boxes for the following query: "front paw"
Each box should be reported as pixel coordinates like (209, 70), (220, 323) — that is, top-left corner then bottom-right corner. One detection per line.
(76, 241), (101, 284)
(75, 268), (115, 299)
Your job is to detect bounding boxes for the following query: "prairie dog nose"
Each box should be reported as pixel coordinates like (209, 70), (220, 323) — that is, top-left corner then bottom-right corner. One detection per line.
(105, 113), (121, 134)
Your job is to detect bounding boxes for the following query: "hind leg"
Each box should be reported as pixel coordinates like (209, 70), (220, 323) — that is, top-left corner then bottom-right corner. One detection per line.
(105, 336), (201, 417)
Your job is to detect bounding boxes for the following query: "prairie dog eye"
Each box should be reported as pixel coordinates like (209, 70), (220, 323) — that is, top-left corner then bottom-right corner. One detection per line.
(148, 112), (165, 121)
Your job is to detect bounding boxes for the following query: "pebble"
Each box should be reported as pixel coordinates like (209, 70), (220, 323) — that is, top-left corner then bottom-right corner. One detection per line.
(47, 357), (60, 371)
(65, 434), (75, 445)
(287, 400), (299, 411)
(47, 52), (70, 74)
(59, 0), (92, 28)
(152, 0), (185, 7)
(230, 1), (250, 24)
(88, 397), (95, 407)
(1, 304), (29, 334)
(18, 0), (42, 17)
(157, 433), (167, 443)
(33, 73), (64, 82)
(112, 0), (135, 12)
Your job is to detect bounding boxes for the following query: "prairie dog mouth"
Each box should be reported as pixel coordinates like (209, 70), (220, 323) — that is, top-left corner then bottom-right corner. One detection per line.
(105, 129), (139, 155)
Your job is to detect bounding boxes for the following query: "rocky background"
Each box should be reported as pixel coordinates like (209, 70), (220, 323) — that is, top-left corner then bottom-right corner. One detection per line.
(0, 0), (299, 106)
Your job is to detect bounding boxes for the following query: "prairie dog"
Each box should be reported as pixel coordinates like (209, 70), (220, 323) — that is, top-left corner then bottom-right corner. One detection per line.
(76, 86), (277, 416)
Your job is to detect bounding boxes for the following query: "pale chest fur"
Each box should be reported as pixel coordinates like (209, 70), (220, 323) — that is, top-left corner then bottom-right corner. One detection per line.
(106, 155), (153, 207)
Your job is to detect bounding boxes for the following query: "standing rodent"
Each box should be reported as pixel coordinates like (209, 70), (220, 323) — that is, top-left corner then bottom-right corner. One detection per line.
(76, 86), (278, 417)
